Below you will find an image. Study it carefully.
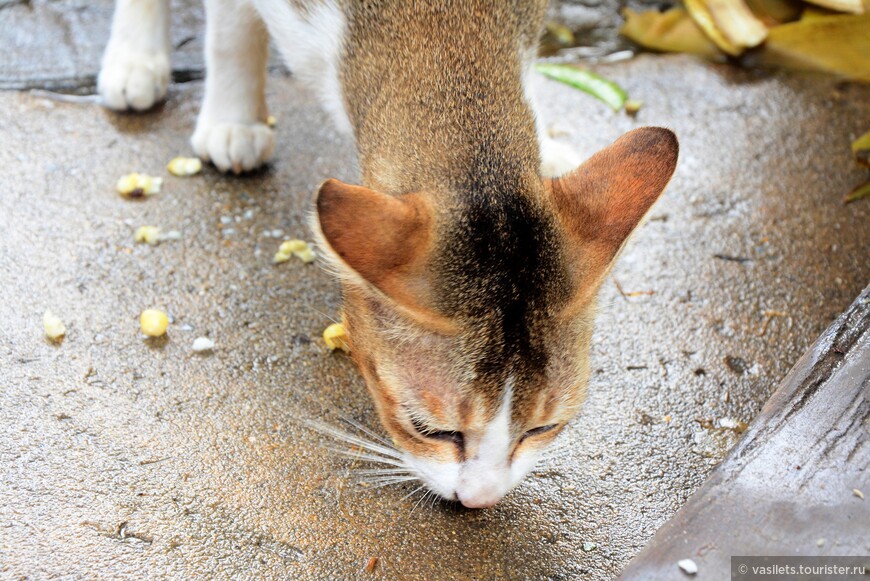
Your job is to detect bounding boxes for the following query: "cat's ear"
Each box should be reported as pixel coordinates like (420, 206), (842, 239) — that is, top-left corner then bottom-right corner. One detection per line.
(315, 179), (444, 322)
(545, 127), (678, 271)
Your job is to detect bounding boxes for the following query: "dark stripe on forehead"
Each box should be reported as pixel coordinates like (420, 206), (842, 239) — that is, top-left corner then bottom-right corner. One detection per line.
(434, 178), (570, 387)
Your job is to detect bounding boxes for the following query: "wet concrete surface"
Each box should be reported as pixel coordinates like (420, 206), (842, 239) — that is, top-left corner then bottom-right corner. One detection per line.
(621, 287), (869, 579)
(1, 55), (868, 578)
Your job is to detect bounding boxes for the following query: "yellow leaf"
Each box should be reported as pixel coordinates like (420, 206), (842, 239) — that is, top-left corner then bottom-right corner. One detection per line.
(844, 179), (870, 204)
(759, 13), (870, 80)
(853, 130), (870, 167)
(802, 0), (864, 14)
(684, 0), (744, 55)
(744, 0), (803, 26)
(706, 0), (769, 48)
(620, 8), (722, 58)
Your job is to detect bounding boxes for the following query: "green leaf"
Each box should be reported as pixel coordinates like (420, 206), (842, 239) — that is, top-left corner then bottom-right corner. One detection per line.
(844, 179), (870, 204)
(535, 63), (628, 111)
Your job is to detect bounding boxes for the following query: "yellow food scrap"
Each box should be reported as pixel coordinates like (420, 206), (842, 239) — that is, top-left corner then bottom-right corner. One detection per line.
(117, 173), (162, 198)
(624, 99), (644, 114)
(167, 157), (203, 177)
(323, 323), (350, 352)
(140, 309), (169, 337)
(266, 115), (277, 127)
(43, 310), (66, 342)
(134, 225), (161, 245)
(274, 239), (317, 264)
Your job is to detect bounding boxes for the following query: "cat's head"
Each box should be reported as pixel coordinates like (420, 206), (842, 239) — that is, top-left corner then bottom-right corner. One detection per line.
(314, 127), (678, 508)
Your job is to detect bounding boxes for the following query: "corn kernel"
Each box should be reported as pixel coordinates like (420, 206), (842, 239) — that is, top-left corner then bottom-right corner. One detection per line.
(295, 246), (317, 263)
(273, 250), (292, 264)
(279, 239), (309, 254)
(43, 310), (66, 341)
(266, 115), (277, 127)
(624, 99), (643, 115)
(167, 157), (203, 177)
(323, 323), (350, 352)
(134, 225), (161, 245)
(274, 239), (316, 264)
(140, 309), (169, 337)
(117, 173), (162, 198)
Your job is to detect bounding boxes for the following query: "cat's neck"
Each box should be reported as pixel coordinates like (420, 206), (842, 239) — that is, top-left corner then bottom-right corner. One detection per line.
(340, 1), (544, 196)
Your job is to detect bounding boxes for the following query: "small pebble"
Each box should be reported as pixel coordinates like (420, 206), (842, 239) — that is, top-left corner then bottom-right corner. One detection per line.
(816, 538), (825, 547)
(678, 558), (698, 575)
(192, 337), (214, 353)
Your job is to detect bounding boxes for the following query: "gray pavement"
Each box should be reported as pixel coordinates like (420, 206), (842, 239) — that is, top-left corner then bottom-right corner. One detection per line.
(1, 52), (869, 578)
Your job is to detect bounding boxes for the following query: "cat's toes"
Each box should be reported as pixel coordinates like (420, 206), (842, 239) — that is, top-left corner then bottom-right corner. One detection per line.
(191, 122), (275, 174)
(540, 138), (582, 178)
(98, 51), (170, 111)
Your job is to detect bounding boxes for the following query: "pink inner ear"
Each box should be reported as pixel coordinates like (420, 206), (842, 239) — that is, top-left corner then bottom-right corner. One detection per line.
(547, 126), (678, 251)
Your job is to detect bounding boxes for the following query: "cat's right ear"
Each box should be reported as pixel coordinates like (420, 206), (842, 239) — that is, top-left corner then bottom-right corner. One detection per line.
(315, 179), (447, 325)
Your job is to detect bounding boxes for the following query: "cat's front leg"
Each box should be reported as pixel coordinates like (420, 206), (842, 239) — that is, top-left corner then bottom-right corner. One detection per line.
(98, 0), (171, 111)
(191, 0), (274, 174)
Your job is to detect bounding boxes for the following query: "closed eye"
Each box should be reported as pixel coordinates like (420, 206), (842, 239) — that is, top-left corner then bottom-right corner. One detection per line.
(410, 416), (465, 448)
(520, 424), (559, 442)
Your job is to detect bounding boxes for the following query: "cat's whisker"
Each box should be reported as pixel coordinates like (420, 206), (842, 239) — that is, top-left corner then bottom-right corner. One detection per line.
(303, 419), (404, 460)
(402, 485), (425, 502)
(410, 489), (432, 514)
(297, 303), (340, 325)
(354, 467), (413, 476)
(339, 417), (395, 447)
(322, 446), (406, 468)
(360, 478), (417, 490)
(359, 476), (418, 488)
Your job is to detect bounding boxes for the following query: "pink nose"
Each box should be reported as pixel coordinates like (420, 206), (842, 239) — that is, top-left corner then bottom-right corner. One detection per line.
(456, 492), (501, 509)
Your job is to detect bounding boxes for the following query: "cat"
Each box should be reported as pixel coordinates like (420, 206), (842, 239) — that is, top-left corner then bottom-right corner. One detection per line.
(99, 0), (678, 509)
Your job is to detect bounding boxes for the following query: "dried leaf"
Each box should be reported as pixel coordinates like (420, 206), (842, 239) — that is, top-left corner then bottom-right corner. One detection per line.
(852, 129), (870, 167)
(802, 0), (864, 14)
(844, 179), (870, 204)
(621, 8), (722, 58)
(706, 0), (769, 48)
(759, 13), (870, 80)
(535, 64), (627, 111)
(744, 0), (803, 26)
(684, 0), (744, 55)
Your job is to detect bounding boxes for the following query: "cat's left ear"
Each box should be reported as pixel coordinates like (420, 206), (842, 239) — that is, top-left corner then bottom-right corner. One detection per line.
(545, 127), (678, 275)
(315, 179), (442, 320)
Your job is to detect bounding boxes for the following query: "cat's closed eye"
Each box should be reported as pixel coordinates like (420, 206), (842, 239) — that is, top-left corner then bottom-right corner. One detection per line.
(520, 424), (559, 442)
(410, 417), (465, 448)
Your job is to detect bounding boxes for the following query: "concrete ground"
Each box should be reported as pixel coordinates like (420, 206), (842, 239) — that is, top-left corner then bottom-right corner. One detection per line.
(1, 15), (869, 580)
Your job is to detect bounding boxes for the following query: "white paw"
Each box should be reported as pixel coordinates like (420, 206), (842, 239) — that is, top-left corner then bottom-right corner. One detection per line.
(540, 138), (582, 178)
(191, 121), (275, 174)
(98, 51), (170, 111)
